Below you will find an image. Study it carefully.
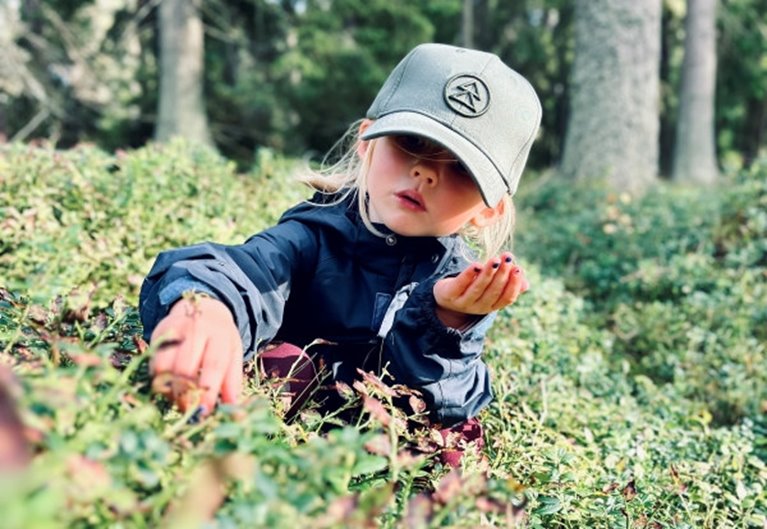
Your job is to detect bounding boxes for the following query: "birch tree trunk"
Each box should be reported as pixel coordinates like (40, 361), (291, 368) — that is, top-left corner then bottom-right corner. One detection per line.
(155, 0), (212, 145)
(672, 0), (719, 185)
(560, 0), (662, 193)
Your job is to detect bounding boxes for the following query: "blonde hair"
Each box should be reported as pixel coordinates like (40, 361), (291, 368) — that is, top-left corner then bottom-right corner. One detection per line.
(298, 120), (516, 259)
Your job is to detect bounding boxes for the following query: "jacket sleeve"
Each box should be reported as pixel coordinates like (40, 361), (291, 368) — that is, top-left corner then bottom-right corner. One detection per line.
(381, 275), (495, 427)
(139, 220), (319, 359)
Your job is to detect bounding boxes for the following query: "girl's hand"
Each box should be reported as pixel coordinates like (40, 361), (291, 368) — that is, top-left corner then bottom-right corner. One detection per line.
(149, 296), (243, 415)
(433, 252), (529, 329)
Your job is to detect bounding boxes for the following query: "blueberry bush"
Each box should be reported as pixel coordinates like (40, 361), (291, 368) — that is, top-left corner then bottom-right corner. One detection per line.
(1, 141), (765, 527)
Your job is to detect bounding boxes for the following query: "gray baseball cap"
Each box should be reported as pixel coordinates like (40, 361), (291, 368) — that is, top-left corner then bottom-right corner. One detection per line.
(362, 43), (542, 206)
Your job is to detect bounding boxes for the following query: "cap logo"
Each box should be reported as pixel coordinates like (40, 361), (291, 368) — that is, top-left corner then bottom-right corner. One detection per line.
(444, 74), (490, 117)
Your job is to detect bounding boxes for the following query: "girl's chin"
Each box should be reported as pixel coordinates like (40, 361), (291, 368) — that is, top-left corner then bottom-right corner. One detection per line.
(383, 223), (441, 238)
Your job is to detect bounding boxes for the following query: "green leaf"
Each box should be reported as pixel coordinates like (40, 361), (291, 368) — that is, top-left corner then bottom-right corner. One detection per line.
(534, 495), (563, 516)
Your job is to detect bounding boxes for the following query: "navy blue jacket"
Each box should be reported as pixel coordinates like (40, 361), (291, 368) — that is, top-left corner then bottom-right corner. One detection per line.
(139, 193), (494, 425)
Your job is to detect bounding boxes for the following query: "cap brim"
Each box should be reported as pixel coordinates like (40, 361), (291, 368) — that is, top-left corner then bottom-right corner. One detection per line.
(360, 112), (507, 206)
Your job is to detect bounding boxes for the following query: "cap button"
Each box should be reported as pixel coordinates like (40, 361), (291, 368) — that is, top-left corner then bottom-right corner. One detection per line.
(385, 234), (397, 246)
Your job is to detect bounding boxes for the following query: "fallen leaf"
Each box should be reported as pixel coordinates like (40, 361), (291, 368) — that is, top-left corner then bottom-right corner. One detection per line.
(133, 334), (148, 354)
(622, 479), (637, 502)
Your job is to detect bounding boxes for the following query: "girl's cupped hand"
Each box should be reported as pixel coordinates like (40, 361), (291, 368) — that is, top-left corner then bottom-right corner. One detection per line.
(433, 252), (529, 328)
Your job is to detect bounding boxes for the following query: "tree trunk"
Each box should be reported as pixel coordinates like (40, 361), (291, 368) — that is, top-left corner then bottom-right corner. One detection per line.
(474, 0), (491, 50)
(672, 0), (719, 185)
(742, 97), (766, 165)
(155, 0), (212, 145)
(462, 0), (474, 49)
(560, 0), (662, 193)
(0, 3), (16, 141)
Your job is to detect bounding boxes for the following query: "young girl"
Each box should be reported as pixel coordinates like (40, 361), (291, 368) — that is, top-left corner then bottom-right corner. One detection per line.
(139, 43), (541, 465)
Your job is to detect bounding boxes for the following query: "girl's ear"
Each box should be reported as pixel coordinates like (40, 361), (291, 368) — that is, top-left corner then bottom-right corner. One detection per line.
(470, 199), (505, 228)
(356, 119), (374, 159)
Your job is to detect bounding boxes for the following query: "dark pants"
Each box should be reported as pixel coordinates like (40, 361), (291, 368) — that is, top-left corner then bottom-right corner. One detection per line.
(259, 342), (484, 467)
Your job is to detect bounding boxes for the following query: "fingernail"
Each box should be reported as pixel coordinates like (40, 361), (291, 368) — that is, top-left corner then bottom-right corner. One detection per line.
(474, 266), (482, 273)
(188, 405), (207, 424)
(492, 261), (500, 269)
(504, 256), (513, 263)
(512, 267), (521, 275)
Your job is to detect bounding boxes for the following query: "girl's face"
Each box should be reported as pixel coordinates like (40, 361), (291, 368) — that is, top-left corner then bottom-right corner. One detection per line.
(358, 125), (502, 238)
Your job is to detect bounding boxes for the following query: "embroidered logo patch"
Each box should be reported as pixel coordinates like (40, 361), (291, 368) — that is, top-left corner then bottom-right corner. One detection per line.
(444, 74), (490, 117)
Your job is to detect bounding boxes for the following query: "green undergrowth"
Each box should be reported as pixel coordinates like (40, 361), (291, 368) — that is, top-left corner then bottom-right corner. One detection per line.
(1, 141), (765, 527)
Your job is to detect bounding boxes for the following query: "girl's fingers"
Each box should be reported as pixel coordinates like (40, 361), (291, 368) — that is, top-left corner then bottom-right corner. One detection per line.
(149, 324), (183, 375)
(197, 343), (230, 413)
(220, 342), (243, 405)
(462, 255), (506, 303)
(436, 254), (525, 314)
(447, 263), (484, 297)
(172, 321), (207, 380)
(433, 262), (484, 307)
(473, 253), (514, 304)
(492, 266), (525, 309)
(147, 298), (243, 415)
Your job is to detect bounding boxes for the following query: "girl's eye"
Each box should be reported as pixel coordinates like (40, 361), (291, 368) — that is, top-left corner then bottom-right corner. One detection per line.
(391, 135), (469, 174)
(451, 161), (472, 179)
(393, 135), (436, 156)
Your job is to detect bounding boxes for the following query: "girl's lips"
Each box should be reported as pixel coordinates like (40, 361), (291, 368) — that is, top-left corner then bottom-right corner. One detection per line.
(395, 190), (426, 211)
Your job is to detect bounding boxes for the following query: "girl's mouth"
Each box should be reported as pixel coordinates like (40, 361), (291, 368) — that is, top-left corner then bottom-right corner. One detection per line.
(395, 190), (426, 211)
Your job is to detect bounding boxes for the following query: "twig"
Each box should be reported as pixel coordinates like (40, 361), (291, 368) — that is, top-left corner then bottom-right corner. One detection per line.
(10, 108), (49, 142)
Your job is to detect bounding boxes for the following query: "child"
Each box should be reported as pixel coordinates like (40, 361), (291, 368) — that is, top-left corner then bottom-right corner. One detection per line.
(139, 43), (541, 465)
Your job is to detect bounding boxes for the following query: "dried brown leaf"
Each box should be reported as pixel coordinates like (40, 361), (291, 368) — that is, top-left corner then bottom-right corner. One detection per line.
(357, 369), (396, 397)
(91, 312), (108, 332)
(404, 493), (433, 528)
(334, 380), (355, 401)
(362, 395), (391, 427)
(61, 285), (96, 323)
(110, 351), (134, 369)
(433, 470), (463, 505)
(364, 433), (392, 457)
(409, 394), (427, 415)
(475, 496), (505, 514)
(151, 373), (201, 410)
(622, 479), (637, 502)
(27, 304), (48, 325)
(324, 495), (359, 524)
(66, 454), (111, 488)
(162, 455), (250, 528)
(70, 353), (102, 367)
(396, 449), (425, 468)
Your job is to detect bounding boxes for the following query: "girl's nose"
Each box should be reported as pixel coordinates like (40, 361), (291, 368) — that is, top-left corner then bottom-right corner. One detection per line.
(411, 161), (438, 186)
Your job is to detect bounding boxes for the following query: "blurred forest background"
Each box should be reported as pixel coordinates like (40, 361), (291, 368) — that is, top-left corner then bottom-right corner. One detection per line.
(1, 0), (765, 183)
